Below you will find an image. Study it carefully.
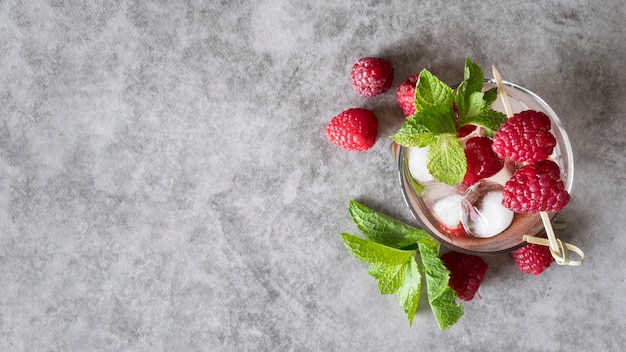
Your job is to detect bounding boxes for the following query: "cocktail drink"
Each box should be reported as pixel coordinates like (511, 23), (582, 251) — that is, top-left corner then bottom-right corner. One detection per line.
(336, 58), (584, 331)
(393, 79), (574, 254)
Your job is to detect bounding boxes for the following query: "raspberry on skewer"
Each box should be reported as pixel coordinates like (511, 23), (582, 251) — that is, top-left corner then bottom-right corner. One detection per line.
(502, 160), (570, 214)
(492, 110), (557, 163)
(491, 66), (583, 267)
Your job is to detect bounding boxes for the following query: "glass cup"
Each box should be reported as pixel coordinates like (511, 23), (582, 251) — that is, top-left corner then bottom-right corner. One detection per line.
(393, 80), (574, 254)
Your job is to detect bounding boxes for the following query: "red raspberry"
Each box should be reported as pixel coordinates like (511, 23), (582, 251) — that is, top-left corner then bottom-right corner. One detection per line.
(512, 240), (554, 275)
(326, 108), (378, 151)
(502, 160), (570, 213)
(462, 137), (505, 187)
(396, 74), (419, 116)
(440, 251), (488, 301)
(492, 110), (556, 162)
(439, 223), (467, 237)
(456, 124), (477, 138)
(350, 57), (394, 98)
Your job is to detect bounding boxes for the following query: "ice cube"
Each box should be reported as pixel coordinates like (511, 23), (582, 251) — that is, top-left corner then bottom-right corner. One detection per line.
(423, 181), (457, 204)
(407, 146), (434, 183)
(431, 193), (464, 230)
(461, 180), (514, 238)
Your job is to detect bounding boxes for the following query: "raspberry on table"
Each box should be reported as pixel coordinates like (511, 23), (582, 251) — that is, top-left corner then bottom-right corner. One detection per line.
(350, 57), (394, 98)
(326, 108), (378, 151)
(512, 240), (554, 275)
(492, 110), (557, 163)
(440, 251), (488, 301)
(502, 160), (570, 213)
(462, 136), (505, 187)
(396, 74), (419, 116)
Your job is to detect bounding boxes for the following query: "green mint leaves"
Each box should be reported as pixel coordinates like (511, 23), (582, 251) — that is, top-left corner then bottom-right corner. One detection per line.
(341, 201), (463, 329)
(341, 233), (422, 323)
(348, 200), (436, 249)
(391, 58), (507, 186)
(414, 70), (455, 111)
(417, 242), (463, 328)
(454, 58), (504, 133)
(427, 134), (466, 187)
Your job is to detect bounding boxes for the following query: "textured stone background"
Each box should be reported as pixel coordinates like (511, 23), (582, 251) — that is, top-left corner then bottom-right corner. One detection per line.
(1, 0), (625, 351)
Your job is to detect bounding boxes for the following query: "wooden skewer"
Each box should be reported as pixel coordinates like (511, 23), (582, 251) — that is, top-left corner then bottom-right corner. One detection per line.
(491, 66), (515, 118)
(491, 66), (584, 266)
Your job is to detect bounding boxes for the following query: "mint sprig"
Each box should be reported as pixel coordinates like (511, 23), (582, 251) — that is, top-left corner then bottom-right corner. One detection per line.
(390, 58), (507, 186)
(413, 70), (455, 113)
(341, 201), (463, 329)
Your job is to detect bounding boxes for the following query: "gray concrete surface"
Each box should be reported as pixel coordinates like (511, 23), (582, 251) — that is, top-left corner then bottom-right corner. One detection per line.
(1, 0), (625, 350)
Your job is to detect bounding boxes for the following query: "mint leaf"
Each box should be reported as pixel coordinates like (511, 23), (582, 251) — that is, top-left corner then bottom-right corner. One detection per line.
(342, 233), (424, 325)
(391, 131), (439, 148)
(367, 262), (386, 278)
(455, 58), (489, 123)
(483, 87), (497, 108)
(397, 255), (422, 325)
(414, 69), (454, 113)
(418, 242), (464, 330)
(341, 233), (421, 320)
(456, 91), (486, 123)
(461, 109), (508, 137)
(373, 262), (408, 294)
(453, 58), (504, 136)
(390, 105), (456, 148)
(341, 233), (414, 266)
(426, 134), (466, 186)
(462, 57), (484, 94)
(412, 105), (457, 134)
(390, 119), (439, 148)
(430, 287), (464, 330)
(349, 200), (438, 250)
